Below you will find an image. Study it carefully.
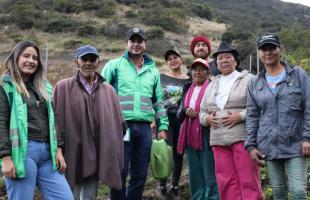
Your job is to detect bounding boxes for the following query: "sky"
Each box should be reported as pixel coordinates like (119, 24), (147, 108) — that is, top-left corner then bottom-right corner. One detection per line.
(281, 0), (310, 7)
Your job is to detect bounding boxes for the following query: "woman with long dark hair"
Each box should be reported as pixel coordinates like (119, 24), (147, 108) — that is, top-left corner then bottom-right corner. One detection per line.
(0, 40), (73, 200)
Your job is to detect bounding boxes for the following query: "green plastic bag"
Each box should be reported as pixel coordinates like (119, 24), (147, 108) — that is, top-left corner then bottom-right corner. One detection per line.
(150, 139), (173, 179)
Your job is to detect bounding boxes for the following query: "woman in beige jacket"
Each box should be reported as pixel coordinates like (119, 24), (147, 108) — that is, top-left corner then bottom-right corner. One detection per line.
(199, 42), (263, 200)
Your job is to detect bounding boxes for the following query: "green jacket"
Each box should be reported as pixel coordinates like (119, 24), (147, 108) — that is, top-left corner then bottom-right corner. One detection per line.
(1, 75), (57, 178)
(102, 51), (168, 131)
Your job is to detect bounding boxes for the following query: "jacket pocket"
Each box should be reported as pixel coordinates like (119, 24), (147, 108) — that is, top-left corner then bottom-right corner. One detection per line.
(286, 85), (302, 111)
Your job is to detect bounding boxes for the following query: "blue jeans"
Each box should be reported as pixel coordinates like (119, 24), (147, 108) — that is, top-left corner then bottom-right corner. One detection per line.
(5, 140), (73, 200)
(110, 121), (152, 200)
(266, 157), (307, 200)
(73, 175), (98, 200)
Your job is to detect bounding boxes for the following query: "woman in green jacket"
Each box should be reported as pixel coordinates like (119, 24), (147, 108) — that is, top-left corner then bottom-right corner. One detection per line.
(0, 40), (73, 200)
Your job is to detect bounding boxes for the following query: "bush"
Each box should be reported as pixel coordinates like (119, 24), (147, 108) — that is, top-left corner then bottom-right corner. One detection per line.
(147, 27), (165, 40)
(43, 16), (77, 33)
(147, 39), (172, 57)
(0, 15), (13, 26)
(77, 25), (97, 37)
(139, 7), (188, 33)
(101, 23), (129, 39)
(189, 3), (212, 20)
(115, 0), (137, 5)
(125, 10), (137, 18)
(64, 39), (83, 49)
(10, 2), (42, 29)
(53, 0), (80, 13)
(221, 31), (235, 43)
(94, 0), (116, 17)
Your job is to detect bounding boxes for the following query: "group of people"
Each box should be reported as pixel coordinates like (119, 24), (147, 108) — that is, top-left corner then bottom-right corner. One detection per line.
(0, 27), (309, 200)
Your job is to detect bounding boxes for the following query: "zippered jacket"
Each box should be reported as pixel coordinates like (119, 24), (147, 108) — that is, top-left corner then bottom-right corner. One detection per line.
(0, 75), (57, 177)
(102, 51), (168, 131)
(245, 63), (310, 160)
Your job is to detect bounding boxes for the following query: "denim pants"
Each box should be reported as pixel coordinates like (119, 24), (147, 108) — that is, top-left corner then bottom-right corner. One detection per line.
(186, 133), (219, 200)
(110, 121), (152, 200)
(266, 157), (308, 200)
(5, 140), (73, 200)
(212, 142), (263, 200)
(73, 175), (98, 200)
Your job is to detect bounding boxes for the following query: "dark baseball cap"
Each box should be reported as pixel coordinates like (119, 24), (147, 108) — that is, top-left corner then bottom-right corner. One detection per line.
(164, 49), (181, 61)
(127, 28), (146, 40)
(76, 45), (99, 58)
(257, 33), (281, 49)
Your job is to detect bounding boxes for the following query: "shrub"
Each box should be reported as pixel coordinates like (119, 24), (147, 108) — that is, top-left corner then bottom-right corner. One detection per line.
(43, 16), (77, 33)
(115, 0), (137, 5)
(221, 31), (235, 43)
(147, 39), (172, 57)
(139, 7), (188, 33)
(189, 3), (212, 20)
(77, 25), (97, 37)
(125, 10), (137, 18)
(0, 15), (13, 26)
(147, 27), (165, 40)
(53, 0), (80, 13)
(64, 39), (83, 49)
(10, 3), (42, 29)
(101, 23), (129, 39)
(94, 0), (116, 17)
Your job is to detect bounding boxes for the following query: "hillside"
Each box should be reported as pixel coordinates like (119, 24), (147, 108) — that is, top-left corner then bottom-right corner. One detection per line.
(0, 0), (309, 84)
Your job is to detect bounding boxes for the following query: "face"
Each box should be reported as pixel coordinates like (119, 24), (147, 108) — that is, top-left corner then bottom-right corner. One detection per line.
(166, 54), (182, 71)
(259, 44), (281, 67)
(76, 54), (99, 79)
(191, 65), (209, 85)
(17, 47), (39, 80)
(127, 35), (146, 56)
(216, 52), (237, 75)
(193, 42), (209, 59)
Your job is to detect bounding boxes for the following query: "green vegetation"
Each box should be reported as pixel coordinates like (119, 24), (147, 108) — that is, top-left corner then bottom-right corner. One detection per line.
(203, 0), (310, 72)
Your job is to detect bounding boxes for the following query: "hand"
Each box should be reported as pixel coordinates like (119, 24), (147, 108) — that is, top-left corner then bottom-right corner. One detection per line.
(302, 141), (310, 157)
(186, 108), (198, 118)
(1, 156), (16, 179)
(221, 111), (242, 128)
(249, 148), (265, 167)
(158, 130), (168, 140)
(56, 148), (67, 174)
(206, 111), (219, 129)
(151, 121), (157, 135)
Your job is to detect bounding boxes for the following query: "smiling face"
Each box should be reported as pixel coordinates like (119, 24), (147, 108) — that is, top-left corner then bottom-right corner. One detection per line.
(193, 42), (209, 59)
(191, 65), (209, 85)
(166, 53), (182, 71)
(127, 34), (146, 56)
(17, 47), (39, 80)
(76, 54), (99, 80)
(259, 44), (281, 67)
(216, 52), (237, 75)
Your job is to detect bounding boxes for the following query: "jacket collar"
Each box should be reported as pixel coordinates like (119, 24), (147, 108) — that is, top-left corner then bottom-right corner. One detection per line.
(257, 62), (293, 90)
(213, 69), (248, 81)
(123, 51), (154, 65)
(75, 71), (105, 84)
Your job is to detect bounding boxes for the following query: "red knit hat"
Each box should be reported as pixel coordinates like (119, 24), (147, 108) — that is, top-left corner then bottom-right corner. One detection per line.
(190, 35), (211, 57)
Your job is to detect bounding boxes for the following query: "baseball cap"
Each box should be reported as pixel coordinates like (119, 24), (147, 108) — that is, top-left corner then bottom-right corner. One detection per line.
(127, 28), (146, 40)
(257, 33), (281, 49)
(190, 58), (209, 69)
(76, 45), (99, 58)
(164, 49), (181, 61)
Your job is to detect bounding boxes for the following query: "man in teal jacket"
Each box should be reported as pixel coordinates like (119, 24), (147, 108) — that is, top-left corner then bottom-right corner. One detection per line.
(102, 27), (168, 200)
